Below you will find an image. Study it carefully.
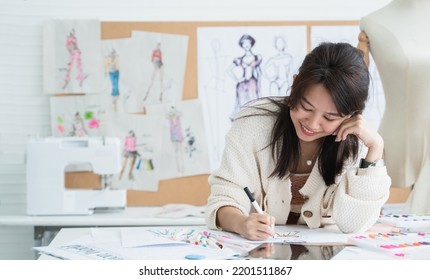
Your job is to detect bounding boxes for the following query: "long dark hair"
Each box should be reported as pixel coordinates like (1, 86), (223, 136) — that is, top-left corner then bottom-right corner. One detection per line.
(268, 42), (370, 186)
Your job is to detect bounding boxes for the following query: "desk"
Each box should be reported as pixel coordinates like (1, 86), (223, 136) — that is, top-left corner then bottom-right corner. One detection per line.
(38, 226), (349, 260)
(0, 206), (205, 249)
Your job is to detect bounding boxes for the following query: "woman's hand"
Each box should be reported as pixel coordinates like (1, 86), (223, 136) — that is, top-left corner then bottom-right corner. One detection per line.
(236, 213), (275, 241)
(333, 114), (384, 161)
(217, 206), (275, 241)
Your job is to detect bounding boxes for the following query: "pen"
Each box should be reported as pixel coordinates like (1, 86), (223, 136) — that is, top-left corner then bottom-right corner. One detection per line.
(243, 187), (264, 214)
(244, 187), (275, 235)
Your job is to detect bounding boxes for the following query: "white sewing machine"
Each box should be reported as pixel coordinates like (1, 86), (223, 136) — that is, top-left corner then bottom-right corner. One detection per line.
(26, 137), (126, 215)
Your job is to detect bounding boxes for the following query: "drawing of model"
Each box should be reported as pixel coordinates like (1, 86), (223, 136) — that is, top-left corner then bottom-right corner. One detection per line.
(263, 36), (293, 96)
(62, 28), (87, 89)
(167, 107), (184, 173)
(104, 49), (120, 112)
(184, 127), (196, 158)
(227, 34), (262, 121)
(143, 42), (164, 102)
(119, 130), (141, 180)
(70, 112), (87, 137)
(203, 39), (230, 164)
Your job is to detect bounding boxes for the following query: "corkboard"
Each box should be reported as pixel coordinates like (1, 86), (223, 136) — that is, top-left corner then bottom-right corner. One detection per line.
(67, 20), (359, 206)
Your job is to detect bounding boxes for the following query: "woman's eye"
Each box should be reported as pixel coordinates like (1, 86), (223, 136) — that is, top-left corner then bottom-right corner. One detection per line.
(301, 104), (312, 111)
(324, 115), (342, 122)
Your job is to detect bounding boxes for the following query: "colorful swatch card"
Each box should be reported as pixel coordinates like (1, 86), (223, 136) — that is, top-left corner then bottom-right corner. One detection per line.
(378, 214), (430, 228)
(348, 232), (430, 260)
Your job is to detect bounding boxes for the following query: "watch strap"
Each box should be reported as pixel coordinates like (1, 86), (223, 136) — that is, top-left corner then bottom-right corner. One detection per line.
(359, 158), (384, 168)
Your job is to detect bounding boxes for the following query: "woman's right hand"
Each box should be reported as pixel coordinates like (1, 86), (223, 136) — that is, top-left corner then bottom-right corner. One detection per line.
(236, 213), (275, 241)
(217, 206), (275, 241)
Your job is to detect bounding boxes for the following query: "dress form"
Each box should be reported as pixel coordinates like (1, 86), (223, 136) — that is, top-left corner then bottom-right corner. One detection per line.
(360, 0), (430, 213)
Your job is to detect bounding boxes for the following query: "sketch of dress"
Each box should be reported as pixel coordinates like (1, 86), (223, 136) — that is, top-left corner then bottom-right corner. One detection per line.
(263, 36), (293, 96)
(167, 107), (184, 173)
(62, 28), (87, 89)
(227, 34), (262, 121)
(104, 49), (120, 112)
(70, 112), (87, 137)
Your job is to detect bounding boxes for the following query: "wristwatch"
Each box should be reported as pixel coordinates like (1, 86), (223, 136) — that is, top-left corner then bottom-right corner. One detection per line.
(359, 158), (385, 168)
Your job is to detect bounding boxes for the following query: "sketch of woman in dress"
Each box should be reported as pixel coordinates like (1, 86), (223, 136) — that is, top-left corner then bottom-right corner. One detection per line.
(119, 130), (141, 180)
(263, 36), (293, 96)
(104, 48), (120, 112)
(167, 107), (184, 173)
(62, 28), (87, 89)
(227, 34), (262, 121)
(143, 42), (164, 102)
(70, 112), (87, 137)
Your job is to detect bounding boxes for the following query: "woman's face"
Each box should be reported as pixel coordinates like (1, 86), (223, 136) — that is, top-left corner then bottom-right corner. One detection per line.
(241, 39), (252, 51)
(290, 83), (350, 143)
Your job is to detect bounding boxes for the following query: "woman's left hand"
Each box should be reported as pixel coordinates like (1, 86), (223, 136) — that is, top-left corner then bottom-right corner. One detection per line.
(333, 114), (384, 161)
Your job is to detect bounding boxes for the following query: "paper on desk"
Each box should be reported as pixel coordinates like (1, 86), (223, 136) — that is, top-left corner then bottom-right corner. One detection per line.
(220, 225), (349, 244)
(90, 228), (121, 243)
(120, 227), (185, 247)
(118, 225), (348, 249)
(34, 232), (238, 260)
(120, 227), (257, 253)
(271, 225), (349, 244)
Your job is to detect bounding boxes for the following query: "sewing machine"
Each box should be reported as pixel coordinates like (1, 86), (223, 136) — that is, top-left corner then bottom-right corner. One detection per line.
(26, 137), (126, 215)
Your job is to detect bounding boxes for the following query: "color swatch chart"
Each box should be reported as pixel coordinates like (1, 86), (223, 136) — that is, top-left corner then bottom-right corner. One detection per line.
(378, 214), (430, 227)
(348, 232), (430, 260)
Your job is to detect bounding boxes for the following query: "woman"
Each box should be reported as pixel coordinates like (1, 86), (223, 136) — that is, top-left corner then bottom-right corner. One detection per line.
(205, 42), (391, 241)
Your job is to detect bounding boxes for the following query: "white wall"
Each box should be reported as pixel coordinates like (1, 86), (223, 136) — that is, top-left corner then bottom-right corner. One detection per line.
(0, 0), (391, 259)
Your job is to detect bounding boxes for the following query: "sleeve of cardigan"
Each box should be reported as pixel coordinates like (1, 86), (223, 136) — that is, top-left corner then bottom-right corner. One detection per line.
(332, 165), (391, 233)
(205, 109), (272, 230)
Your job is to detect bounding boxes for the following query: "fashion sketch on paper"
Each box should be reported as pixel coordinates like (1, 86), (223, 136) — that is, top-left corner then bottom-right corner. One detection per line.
(167, 106), (185, 173)
(61, 28), (87, 89)
(143, 42), (164, 103)
(226, 34), (262, 121)
(263, 36), (293, 97)
(119, 130), (141, 180)
(70, 112), (88, 137)
(104, 48), (121, 112)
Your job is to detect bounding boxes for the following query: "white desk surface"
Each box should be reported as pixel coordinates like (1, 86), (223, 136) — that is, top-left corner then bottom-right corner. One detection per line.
(0, 206), (205, 227)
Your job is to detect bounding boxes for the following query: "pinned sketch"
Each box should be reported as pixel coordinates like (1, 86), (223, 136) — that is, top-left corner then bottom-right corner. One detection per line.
(104, 113), (162, 191)
(197, 26), (307, 170)
(130, 31), (188, 111)
(226, 34), (263, 121)
(310, 25), (385, 129)
(263, 36), (295, 97)
(50, 94), (109, 137)
(43, 19), (102, 94)
(101, 38), (138, 113)
(146, 99), (210, 179)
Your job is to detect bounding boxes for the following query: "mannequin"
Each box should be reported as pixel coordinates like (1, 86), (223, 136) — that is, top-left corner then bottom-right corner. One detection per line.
(359, 0), (430, 213)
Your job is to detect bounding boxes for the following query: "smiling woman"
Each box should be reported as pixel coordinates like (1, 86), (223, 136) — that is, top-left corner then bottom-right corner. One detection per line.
(205, 42), (391, 241)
